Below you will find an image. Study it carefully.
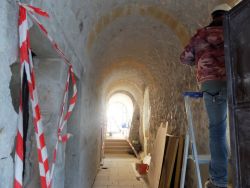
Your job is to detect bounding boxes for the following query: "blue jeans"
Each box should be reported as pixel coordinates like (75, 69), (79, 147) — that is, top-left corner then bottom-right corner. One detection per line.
(203, 87), (228, 187)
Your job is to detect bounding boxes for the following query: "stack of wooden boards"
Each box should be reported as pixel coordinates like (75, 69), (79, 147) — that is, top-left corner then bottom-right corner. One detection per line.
(159, 135), (184, 188)
(148, 123), (185, 188)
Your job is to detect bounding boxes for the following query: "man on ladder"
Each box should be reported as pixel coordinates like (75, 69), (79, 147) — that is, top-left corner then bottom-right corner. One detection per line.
(180, 4), (231, 188)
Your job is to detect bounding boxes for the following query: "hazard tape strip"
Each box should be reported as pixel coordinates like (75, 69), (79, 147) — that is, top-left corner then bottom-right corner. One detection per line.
(50, 65), (77, 184)
(15, 3), (78, 188)
(14, 6), (26, 187)
(16, 6), (50, 188)
(20, 3), (71, 65)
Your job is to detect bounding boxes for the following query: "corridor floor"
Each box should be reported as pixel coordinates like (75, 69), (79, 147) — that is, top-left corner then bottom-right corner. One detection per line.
(92, 154), (149, 188)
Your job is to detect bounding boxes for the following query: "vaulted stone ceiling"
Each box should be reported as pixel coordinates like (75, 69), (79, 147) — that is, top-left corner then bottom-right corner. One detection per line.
(34, 0), (238, 102)
(84, 0), (238, 101)
(28, 0), (239, 138)
(73, 0), (239, 140)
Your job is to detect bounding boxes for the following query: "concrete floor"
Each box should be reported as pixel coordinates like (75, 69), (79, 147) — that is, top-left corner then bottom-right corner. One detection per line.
(92, 154), (149, 188)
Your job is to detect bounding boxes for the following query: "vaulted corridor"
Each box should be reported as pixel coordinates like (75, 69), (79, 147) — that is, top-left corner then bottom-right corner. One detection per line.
(0, 0), (248, 188)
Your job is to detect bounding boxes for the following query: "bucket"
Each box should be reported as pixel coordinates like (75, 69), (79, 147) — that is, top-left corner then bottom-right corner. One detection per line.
(136, 163), (149, 175)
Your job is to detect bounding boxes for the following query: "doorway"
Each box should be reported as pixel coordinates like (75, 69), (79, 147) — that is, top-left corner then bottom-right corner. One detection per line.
(106, 93), (134, 139)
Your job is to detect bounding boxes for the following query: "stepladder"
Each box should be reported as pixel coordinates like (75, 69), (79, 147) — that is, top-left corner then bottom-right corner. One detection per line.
(180, 92), (211, 188)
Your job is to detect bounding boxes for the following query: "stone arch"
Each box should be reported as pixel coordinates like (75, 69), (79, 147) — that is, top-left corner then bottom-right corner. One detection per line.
(103, 79), (144, 106)
(97, 59), (156, 90)
(87, 4), (190, 51)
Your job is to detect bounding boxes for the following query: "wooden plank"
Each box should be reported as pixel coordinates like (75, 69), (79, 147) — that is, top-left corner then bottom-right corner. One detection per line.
(164, 136), (179, 188)
(159, 136), (169, 188)
(127, 139), (140, 159)
(159, 135), (179, 188)
(174, 136), (184, 188)
(148, 123), (168, 188)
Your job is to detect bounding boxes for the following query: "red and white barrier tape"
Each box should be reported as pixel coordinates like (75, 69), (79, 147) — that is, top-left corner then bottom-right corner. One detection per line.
(15, 3), (78, 188)
(16, 6), (50, 188)
(20, 3), (71, 65)
(50, 65), (77, 184)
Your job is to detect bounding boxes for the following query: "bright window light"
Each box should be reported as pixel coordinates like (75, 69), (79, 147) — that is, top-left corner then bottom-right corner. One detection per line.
(106, 93), (134, 138)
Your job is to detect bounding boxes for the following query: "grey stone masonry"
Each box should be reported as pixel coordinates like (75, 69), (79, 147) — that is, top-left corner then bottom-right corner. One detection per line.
(0, 1), (19, 187)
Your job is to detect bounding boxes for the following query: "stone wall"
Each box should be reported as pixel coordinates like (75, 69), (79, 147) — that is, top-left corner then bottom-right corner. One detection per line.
(0, 1), (18, 187)
(21, 58), (68, 188)
(128, 104), (141, 149)
(0, 0), (103, 187)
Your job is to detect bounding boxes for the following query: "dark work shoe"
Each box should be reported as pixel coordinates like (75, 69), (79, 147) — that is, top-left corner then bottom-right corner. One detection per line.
(205, 179), (227, 188)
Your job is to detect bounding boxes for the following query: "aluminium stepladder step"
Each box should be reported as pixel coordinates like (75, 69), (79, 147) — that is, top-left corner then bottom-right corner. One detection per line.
(180, 92), (211, 188)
